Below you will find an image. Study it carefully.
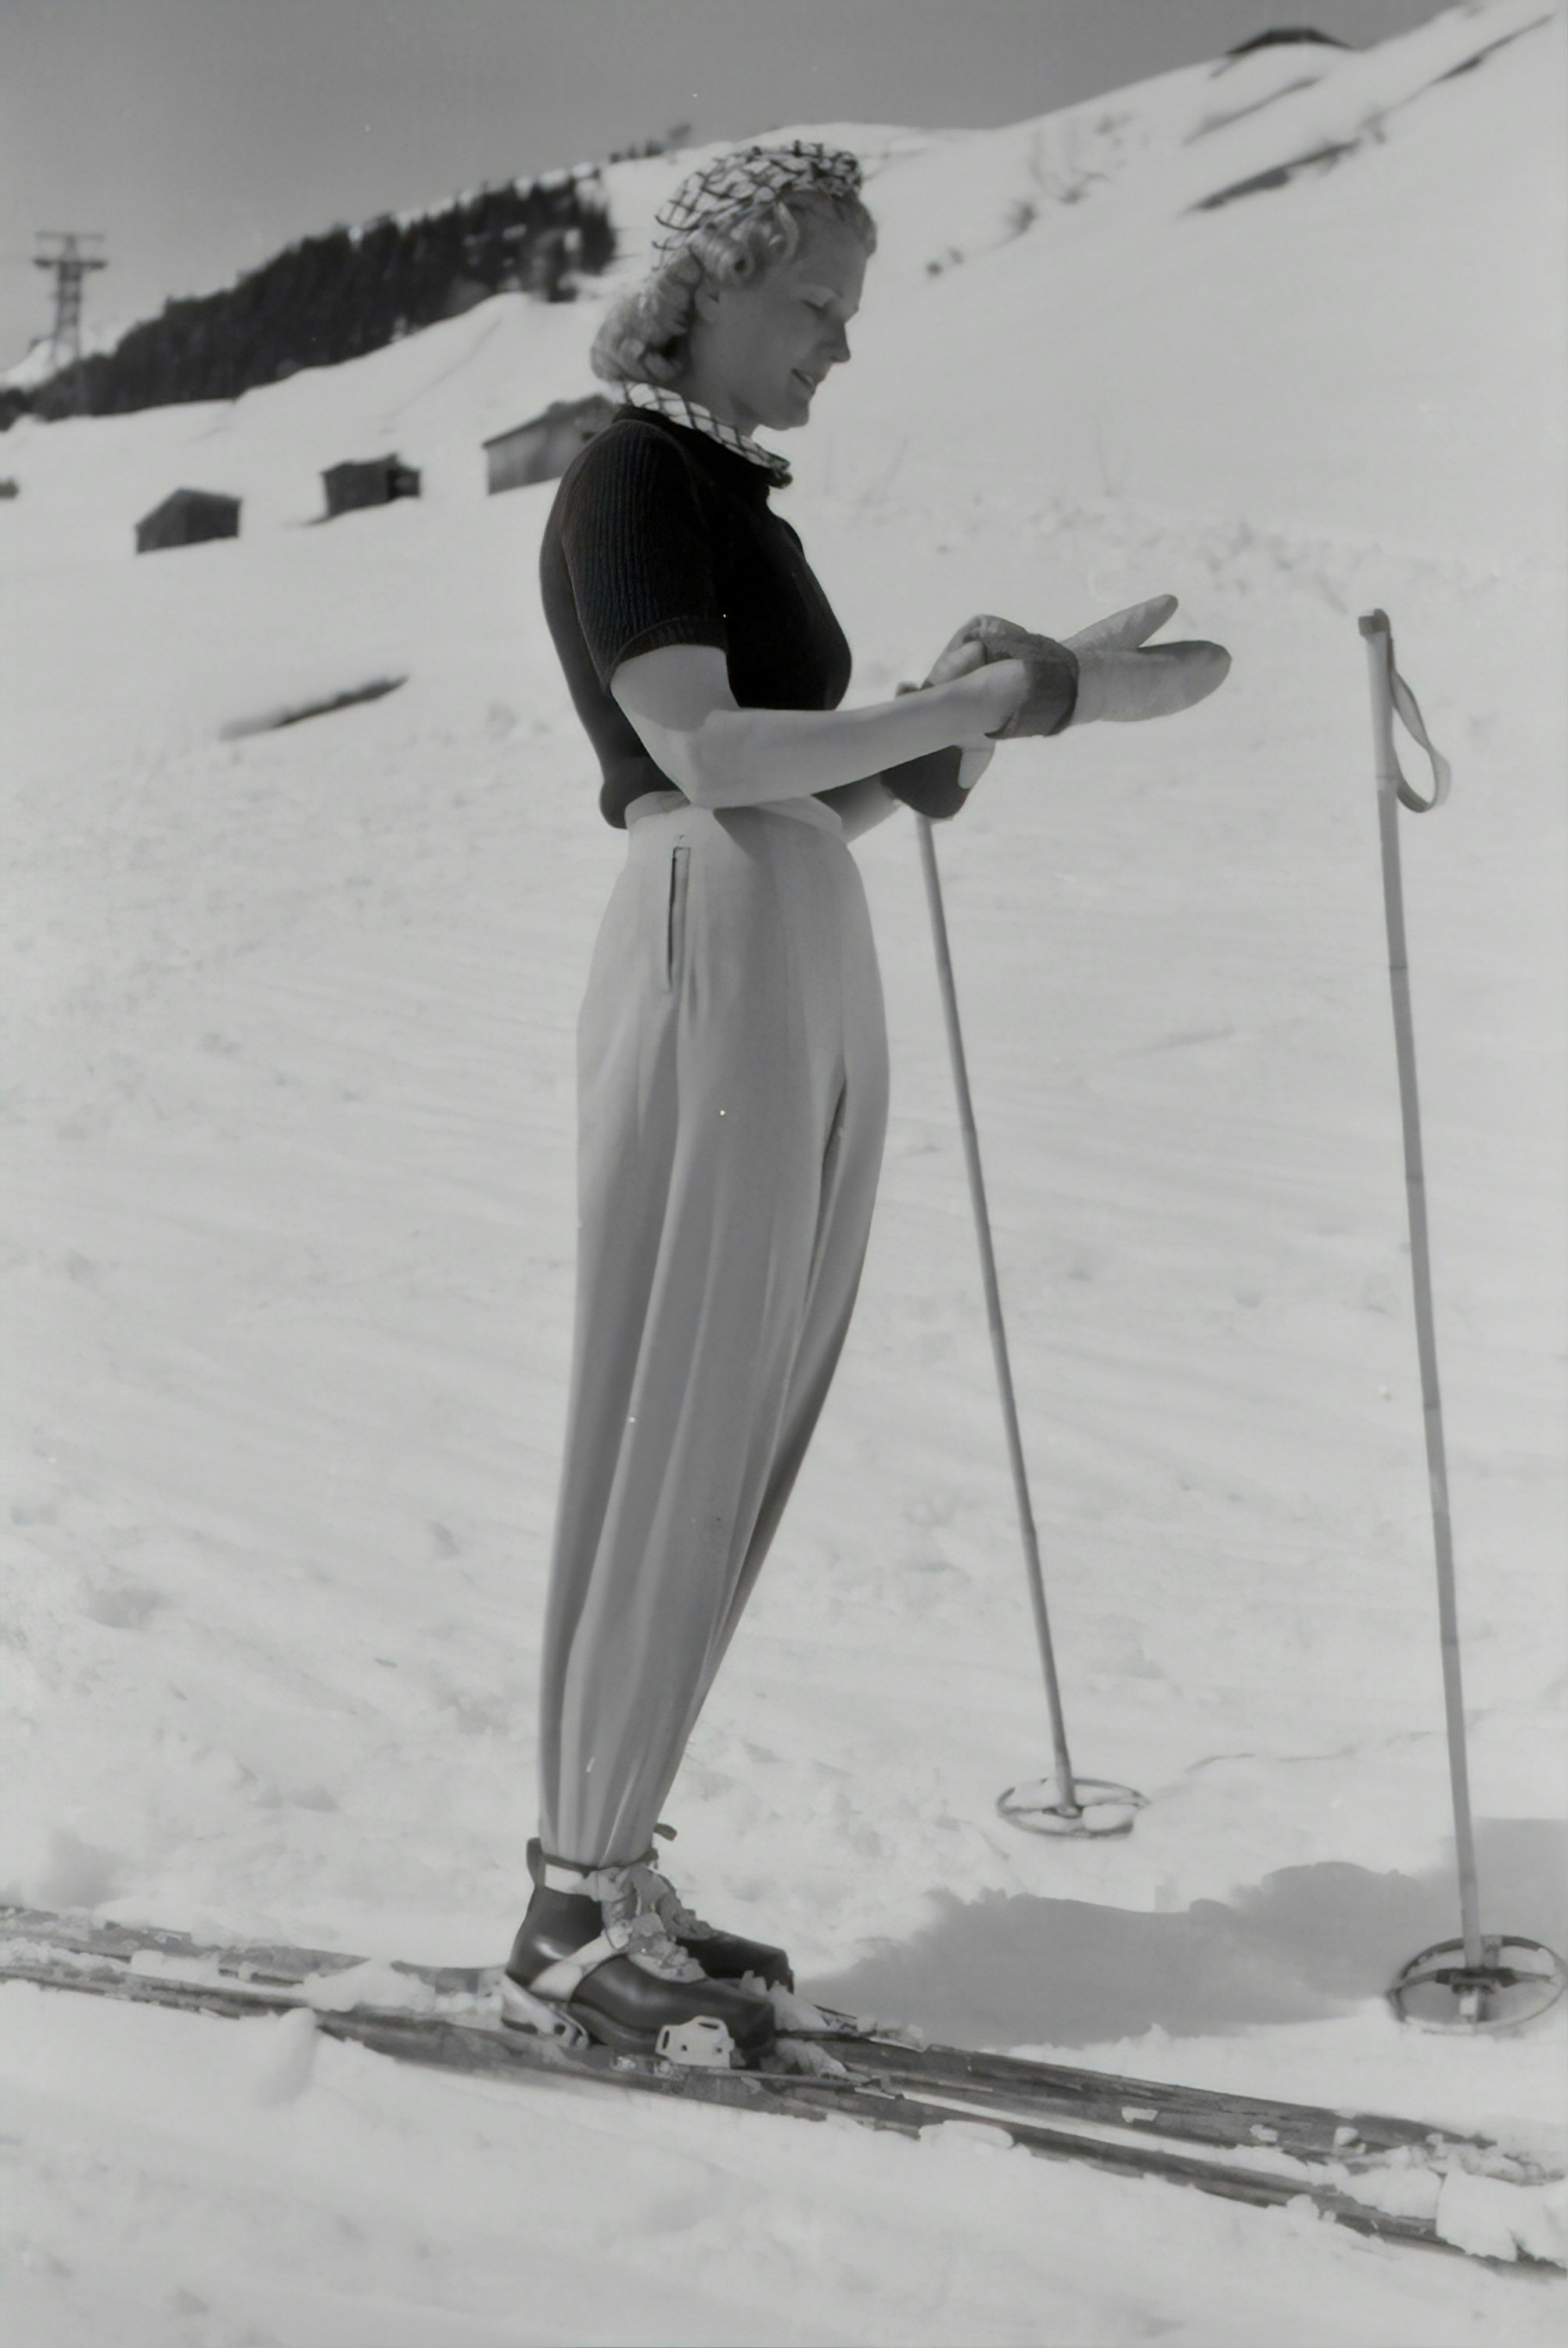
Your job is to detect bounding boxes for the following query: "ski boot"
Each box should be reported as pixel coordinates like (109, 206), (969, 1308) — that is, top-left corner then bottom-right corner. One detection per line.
(502, 1848), (777, 2069)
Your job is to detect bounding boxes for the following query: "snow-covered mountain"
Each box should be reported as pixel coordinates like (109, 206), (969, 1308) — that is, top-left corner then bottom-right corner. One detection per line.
(3, 5), (1565, 2340)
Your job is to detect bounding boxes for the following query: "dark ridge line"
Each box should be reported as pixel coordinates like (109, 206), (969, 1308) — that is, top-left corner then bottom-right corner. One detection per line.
(220, 676), (407, 740)
(1219, 29), (1350, 68)
(1190, 139), (1358, 211)
(1433, 12), (1554, 81)
(1185, 77), (1327, 144)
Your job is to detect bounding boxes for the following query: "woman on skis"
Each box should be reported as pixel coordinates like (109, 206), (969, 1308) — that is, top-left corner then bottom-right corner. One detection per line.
(505, 138), (1225, 2069)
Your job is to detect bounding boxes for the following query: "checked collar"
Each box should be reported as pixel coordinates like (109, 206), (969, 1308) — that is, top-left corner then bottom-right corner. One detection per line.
(620, 379), (792, 489)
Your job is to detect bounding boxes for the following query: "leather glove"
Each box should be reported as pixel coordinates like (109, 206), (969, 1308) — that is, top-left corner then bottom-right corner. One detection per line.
(1064, 594), (1229, 722)
(961, 597), (1229, 729)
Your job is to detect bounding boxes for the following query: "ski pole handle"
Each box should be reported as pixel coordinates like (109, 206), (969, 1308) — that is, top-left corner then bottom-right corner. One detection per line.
(1358, 610), (1452, 813)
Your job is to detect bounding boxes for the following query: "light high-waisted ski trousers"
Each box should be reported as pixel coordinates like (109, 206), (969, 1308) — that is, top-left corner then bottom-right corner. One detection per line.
(538, 787), (890, 1867)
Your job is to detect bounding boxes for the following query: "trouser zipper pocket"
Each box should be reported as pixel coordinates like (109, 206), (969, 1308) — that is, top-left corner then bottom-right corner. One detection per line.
(664, 844), (691, 992)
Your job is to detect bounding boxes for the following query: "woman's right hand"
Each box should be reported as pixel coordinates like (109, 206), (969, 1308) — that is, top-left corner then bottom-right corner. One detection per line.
(944, 657), (1030, 747)
(922, 621), (991, 690)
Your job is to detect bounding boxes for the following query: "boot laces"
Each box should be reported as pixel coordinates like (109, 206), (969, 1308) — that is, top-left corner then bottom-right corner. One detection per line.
(642, 1862), (715, 1942)
(646, 1821), (714, 1939)
(584, 1860), (708, 1980)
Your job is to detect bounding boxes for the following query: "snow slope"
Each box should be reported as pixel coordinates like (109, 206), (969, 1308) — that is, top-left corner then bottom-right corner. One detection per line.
(3, 3), (1565, 2340)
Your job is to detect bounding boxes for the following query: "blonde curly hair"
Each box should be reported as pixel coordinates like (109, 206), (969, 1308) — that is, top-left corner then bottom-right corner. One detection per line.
(590, 185), (878, 391)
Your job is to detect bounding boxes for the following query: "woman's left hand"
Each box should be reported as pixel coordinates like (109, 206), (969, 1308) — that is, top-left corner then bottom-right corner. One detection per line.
(898, 628), (994, 790)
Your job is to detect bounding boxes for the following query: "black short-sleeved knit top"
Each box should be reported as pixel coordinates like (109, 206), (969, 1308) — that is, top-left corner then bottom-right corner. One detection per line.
(538, 402), (969, 830)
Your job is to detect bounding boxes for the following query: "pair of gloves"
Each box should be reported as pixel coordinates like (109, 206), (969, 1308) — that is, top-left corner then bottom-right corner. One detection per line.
(916, 595), (1231, 735)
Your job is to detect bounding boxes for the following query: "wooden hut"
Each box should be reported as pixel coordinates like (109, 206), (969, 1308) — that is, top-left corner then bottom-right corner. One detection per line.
(484, 395), (617, 495)
(135, 488), (240, 554)
(322, 455), (421, 519)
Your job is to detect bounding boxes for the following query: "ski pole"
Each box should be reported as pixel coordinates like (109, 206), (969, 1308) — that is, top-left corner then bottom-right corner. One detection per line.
(1361, 610), (1477, 1964)
(1361, 608), (1564, 2028)
(915, 814), (1143, 1837)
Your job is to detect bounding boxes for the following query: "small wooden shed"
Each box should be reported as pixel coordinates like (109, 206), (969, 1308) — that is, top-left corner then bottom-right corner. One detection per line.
(484, 395), (617, 495)
(322, 455), (422, 519)
(135, 488), (241, 554)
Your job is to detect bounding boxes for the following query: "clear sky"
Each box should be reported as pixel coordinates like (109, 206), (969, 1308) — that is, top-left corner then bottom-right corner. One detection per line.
(2, 0), (1454, 372)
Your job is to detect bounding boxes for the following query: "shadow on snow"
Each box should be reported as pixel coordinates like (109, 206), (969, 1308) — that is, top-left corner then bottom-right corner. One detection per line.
(802, 1818), (1567, 2049)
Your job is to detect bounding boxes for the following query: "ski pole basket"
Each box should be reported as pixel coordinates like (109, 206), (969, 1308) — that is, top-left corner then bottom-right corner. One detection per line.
(997, 1777), (1147, 1839)
(1390, 1934), (1568, 2033)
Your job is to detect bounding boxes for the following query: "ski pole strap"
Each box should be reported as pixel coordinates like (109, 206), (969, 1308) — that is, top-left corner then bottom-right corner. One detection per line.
(1358, 610), (1452, 813)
